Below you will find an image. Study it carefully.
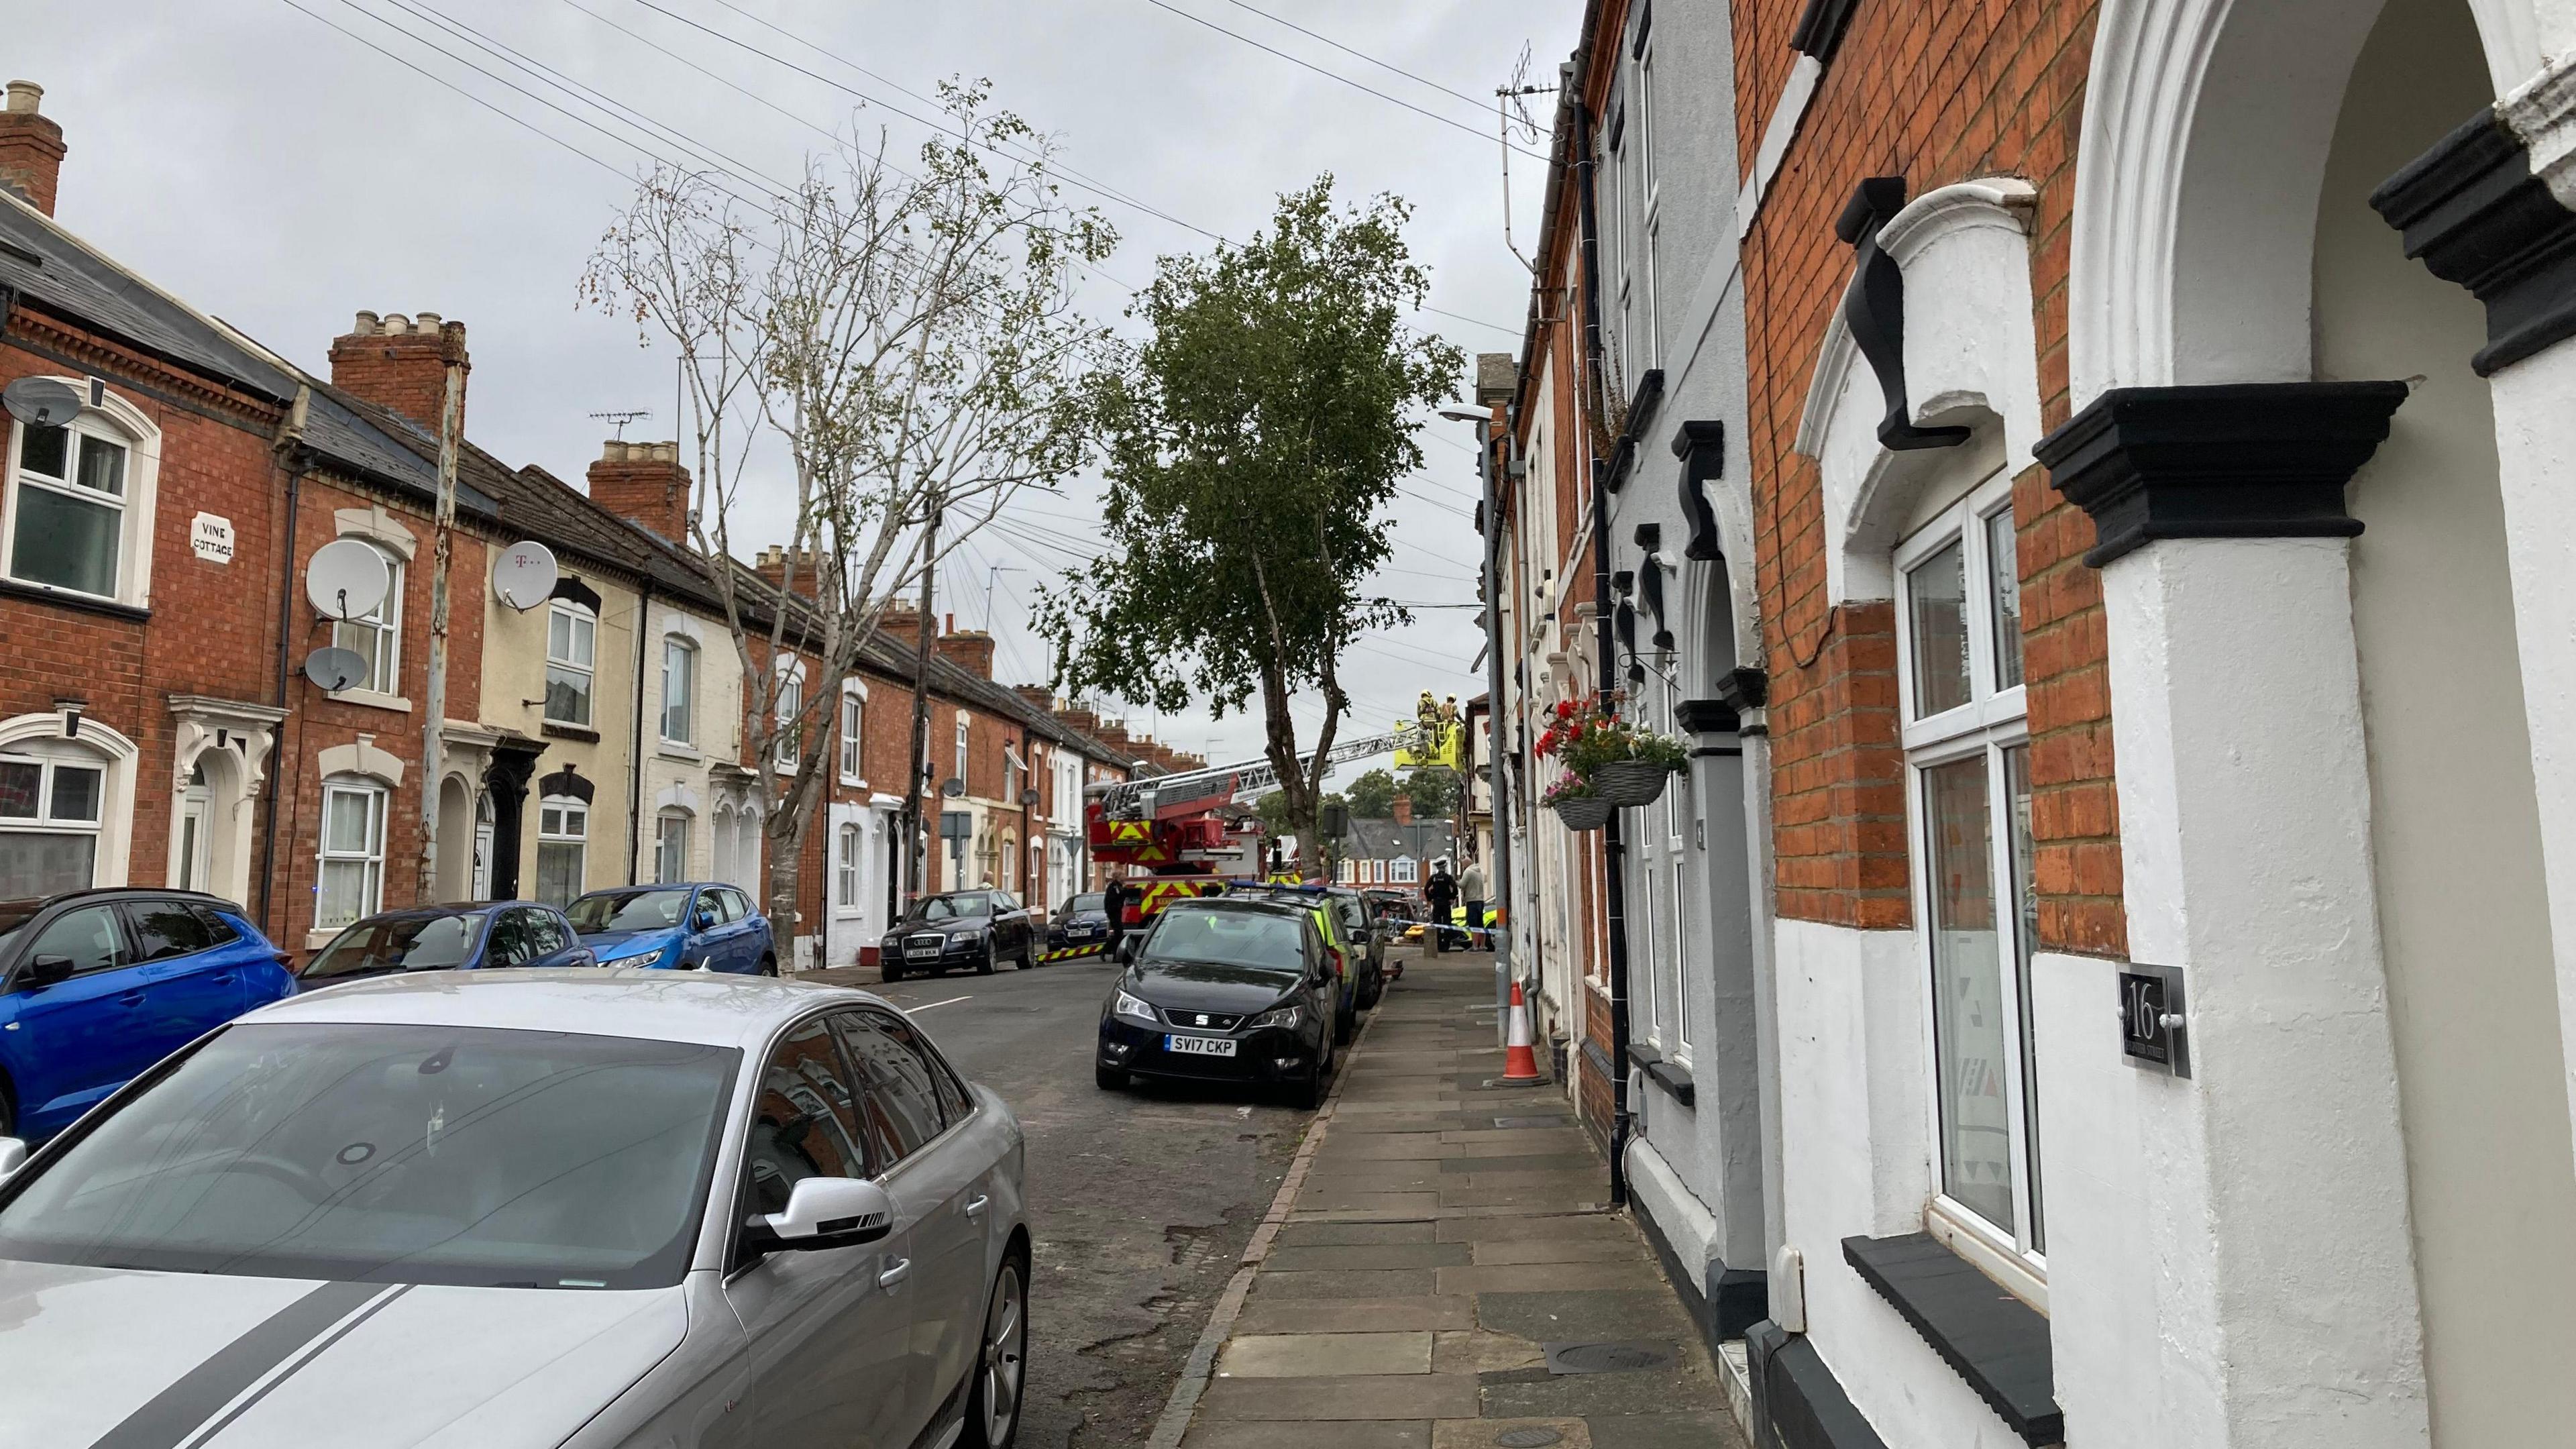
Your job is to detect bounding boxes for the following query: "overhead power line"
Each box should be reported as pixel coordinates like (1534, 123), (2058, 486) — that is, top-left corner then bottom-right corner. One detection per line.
(1137, 0), (1549, 164)
(1215, 0), (1494, 113)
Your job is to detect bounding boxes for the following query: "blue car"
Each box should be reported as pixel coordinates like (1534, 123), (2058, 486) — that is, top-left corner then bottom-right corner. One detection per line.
(566, 883), (776, 975)
(0, 889), (296, 1142)
(297, 901), (594, 989)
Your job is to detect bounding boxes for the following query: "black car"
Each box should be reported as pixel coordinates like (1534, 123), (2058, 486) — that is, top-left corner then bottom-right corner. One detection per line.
(1049, 892), (1110, 951)
(1095, 898), (1342, 1108)
(1321, 886), (1389, 1006)
(880, 889), (1038, 980)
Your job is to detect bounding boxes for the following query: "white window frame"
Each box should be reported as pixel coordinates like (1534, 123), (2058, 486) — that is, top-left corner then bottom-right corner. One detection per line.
(1391, 856), (1417, 885)
(1636, 860), (1662, 1050)
(836, 821), (861, 909)
(1, 386), (161, 609)
(315, 775), (388, 930)
(537, 794), (588, 906)
(0, 741), (109, 896)
(655, 808), (690, 884)
(1635, 40), (1661, 373)
(661, 635), (697, 745)
(839, 685), (865, 784)
(953, 712), (971, 785)
(773, 663), (805, 772)
(1894, 468), (2045, 1294)
(333, 545), (405, 697)
(545, 601), (597, 728)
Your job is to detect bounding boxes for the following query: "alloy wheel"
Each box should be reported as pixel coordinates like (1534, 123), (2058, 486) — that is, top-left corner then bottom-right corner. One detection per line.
(977, 1260), (1026, 1446)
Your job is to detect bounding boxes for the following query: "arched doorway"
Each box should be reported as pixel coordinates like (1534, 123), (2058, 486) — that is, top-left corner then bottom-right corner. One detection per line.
(435, 773), (474, 902)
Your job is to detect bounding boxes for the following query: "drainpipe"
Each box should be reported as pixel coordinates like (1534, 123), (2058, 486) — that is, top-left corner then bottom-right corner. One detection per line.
(259, 386), (311, 936)
(628, 583), (652, 885)
(1576, 97), (1637, 1208)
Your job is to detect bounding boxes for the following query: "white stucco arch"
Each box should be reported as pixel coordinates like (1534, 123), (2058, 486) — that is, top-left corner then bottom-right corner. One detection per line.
(2069, 0), (2540, 406)
(1792, 178), (2045, 605)
(317, 735), (404, 788)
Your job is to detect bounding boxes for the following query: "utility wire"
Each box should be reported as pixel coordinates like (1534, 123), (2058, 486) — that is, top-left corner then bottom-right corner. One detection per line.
(1215, 0), (1495, 113)
(1136, 0), (1549, 164)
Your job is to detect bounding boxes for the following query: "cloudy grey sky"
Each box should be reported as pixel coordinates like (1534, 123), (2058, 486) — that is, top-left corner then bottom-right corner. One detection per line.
(15, 0), (1568, 782)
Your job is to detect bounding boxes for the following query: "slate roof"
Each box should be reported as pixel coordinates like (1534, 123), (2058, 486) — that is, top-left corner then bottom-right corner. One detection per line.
(0, 193), (497, 517)
(0, 192), (1138, 769)
(1336, 819), (1455, 861)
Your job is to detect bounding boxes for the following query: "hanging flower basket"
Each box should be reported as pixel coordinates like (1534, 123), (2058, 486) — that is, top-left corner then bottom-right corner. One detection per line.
(1593, 757), (1676, 807)
(1552, 794), (1615, 830)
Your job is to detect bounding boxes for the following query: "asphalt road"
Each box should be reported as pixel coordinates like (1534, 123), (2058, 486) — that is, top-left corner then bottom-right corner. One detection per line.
(805, 952), (1309, 1449)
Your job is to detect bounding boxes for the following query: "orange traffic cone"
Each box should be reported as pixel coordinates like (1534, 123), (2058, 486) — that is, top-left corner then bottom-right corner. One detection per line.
(1501, 977), (1543, 1085)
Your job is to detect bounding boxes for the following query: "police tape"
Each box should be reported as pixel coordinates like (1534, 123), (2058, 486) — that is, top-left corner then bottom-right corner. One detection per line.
(1036, 941), (1109, 965)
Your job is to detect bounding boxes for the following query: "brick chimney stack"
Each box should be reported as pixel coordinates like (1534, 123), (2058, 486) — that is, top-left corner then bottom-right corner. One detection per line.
(329, 311), (469, 435)
(934, 625), (996, 679)
(753, 545), (826, 599)
(1391, 792), (1413, 826)
(1014, 686), (1058, 712)
(587, 440), (691, 543)
(0, 81), (66, 217)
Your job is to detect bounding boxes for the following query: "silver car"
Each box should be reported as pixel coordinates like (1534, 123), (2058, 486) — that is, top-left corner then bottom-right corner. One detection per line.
(0, 969), (1030, 1449)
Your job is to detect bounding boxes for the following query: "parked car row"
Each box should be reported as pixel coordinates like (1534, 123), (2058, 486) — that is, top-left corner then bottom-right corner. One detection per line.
(0, 881), (775, 1146)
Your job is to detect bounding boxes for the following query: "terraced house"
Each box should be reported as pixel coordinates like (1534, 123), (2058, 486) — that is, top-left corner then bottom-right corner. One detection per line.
(0, 79), (1140, 972)
(1499, 0), (2576, 1442)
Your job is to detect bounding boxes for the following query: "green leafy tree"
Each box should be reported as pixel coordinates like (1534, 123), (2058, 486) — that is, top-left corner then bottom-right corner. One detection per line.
(1040, 178), (1464, 867)
(1343, 769), (1399, 818)
(1401, 767), (1461, 818)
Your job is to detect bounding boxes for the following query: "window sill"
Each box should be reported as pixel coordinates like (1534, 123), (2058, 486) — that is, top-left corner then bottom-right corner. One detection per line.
(327, 688), (411, 713)
(1841, 1233), (2061, 1446)
(1625, 1040), (1696, 1107)
(303, 928), (344, 952)
(0, 576), (151, 621)
(543, 721), (602, 743)
(657, 740), (702, 762)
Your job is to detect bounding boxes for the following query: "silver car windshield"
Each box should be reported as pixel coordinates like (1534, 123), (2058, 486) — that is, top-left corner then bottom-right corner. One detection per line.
(0, 1023), (739, 1289)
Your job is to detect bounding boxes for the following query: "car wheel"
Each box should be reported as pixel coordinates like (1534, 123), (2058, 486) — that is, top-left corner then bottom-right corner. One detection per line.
(1015, 945), (1036, 970)
(963, 1250), (1029, 1449)
(1095, 1063), (1128, 1091)
(978, 941), (999, 976)
(883, 963), (904, 983)
(757, 954), (778, 977)
(1284, 1055), (1325, 1110)
(1334, 999), (1356, 1046)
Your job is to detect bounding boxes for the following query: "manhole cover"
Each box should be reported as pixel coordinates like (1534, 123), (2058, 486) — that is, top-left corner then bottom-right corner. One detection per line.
(1494, 1430), (1564, 1448)
(1543, 1340), (1676, 1375)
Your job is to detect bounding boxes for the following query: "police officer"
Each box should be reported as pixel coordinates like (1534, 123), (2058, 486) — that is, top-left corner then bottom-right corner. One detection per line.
(1426, 862), (1459, 955)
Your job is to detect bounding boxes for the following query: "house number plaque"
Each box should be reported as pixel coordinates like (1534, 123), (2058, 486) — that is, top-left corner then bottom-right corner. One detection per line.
(2118, 962), (2190, 1078)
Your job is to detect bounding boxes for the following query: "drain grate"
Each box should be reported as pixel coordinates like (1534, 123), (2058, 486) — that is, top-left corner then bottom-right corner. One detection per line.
(1543, 1339), (1676, 1375)
(1494, 1430), (1564, 1448)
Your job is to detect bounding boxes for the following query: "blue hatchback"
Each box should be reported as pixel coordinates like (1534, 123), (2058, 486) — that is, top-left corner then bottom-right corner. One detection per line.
(298, 902), (594, 989)
(566, 883), (776, 975)
(0, 890), (296, 1142)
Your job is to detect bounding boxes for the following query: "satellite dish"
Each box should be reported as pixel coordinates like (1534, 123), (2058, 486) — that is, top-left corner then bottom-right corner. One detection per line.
(303, 646), (370, 692)
(2, 377), (83, 429)
(305, 538), (392, 622)
(942, 777), (965, 798)
(492, 540), (558, 612)
(1020, 788), (1041, 806)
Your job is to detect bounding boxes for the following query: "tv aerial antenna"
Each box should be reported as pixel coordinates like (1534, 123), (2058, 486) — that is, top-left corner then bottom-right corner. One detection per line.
(1499, 44), (1560, 274)
(589, 409), (651, 440)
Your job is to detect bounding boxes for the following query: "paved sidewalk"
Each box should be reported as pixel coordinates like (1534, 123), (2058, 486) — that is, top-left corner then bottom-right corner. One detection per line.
(1158, 949), (1748, 1449)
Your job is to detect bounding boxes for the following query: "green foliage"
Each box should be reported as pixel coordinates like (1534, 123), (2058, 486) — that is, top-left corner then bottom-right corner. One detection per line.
(1342, 769), (1399, 818)
(1403, 767), (1462, 816)
(1037, 177), (1466, 847)
(1342, 765), (1460, 818)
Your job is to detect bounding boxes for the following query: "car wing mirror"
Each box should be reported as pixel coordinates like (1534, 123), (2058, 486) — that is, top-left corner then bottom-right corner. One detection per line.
(757, 1176), (894, 1249)
(24, 955), (73, 988)
(0, 1138), (25, 1179)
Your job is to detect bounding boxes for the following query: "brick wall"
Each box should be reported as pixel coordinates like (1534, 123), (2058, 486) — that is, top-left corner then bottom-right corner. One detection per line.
(1733, 0), (2125, 955)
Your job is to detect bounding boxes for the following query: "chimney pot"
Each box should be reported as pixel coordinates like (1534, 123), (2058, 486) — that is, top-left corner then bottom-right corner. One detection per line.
(415, 311), (442, 331)
(0, 78), (67, 217)
(329, 309), (469, 433)
(588, 439), (692, 542)
(382, 313), (409, 334)
(353, 310), (380, 335)
(3, 81), (39, 115)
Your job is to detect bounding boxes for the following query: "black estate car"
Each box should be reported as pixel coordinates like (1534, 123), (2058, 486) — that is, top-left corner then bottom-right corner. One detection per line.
(1049, 892), (1110, 950)
(881, 890), (1038, 980)
(1095, 898), (1341, 1108)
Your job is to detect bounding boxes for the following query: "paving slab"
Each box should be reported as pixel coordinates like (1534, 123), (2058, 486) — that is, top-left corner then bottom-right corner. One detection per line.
(1318, 1133), (1461, 1161)
(1232, 1295), (1479, 1334)
(1432, 1329), (1549, 1375)
(1469, 1238), (1654, 1267)
(1336, 1113), (1479, 1134)
(1305, 1167), (1447, 1195)
(1214, 1331), (1433, 1378)
(1183, 1419), (1433, 1448)
(1300, 1188), (1444, 1214)
(1271, 1220), (1437, 1248)
(1438, 1153), (1603, 1174)
(1583, 1409), (1752, 1448)
(1438, 1128), (1588, 1150)
(1195, 1373), (1484, 1421)
(1435, 1214), (1632, 1244)
(1261, 1242), (1471, 1272)
(1251, 1267), (1438, 1299)
(1475, 1290), (1697, 1342)
(1479, 1366), (1724, 1422)
(1432, 1418), (1592, 1449)
(1438, 1181), (1603, 1210)
(1435, 1261), (1664, 1295)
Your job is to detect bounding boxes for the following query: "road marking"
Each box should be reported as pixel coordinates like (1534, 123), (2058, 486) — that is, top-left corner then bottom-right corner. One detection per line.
(904, 996), (972, 1014)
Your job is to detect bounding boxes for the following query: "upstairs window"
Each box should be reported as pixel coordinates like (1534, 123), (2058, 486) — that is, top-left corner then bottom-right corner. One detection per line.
(546, 602), (596, 727)
(953, 713), (971, 785)
(9, 421), (125, 599)
(840, 688), (864, 782)
(661, 637), (696, 744)
(333, 545), (405, 696)
(774, 667), (804, 771)
(316, 777), (388, 930)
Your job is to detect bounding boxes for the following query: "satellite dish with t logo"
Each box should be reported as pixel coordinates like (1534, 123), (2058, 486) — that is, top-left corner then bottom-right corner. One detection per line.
(492, 540), (559, 611)
(305, 538), (392, 622)
(2, 377), (83, 429)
